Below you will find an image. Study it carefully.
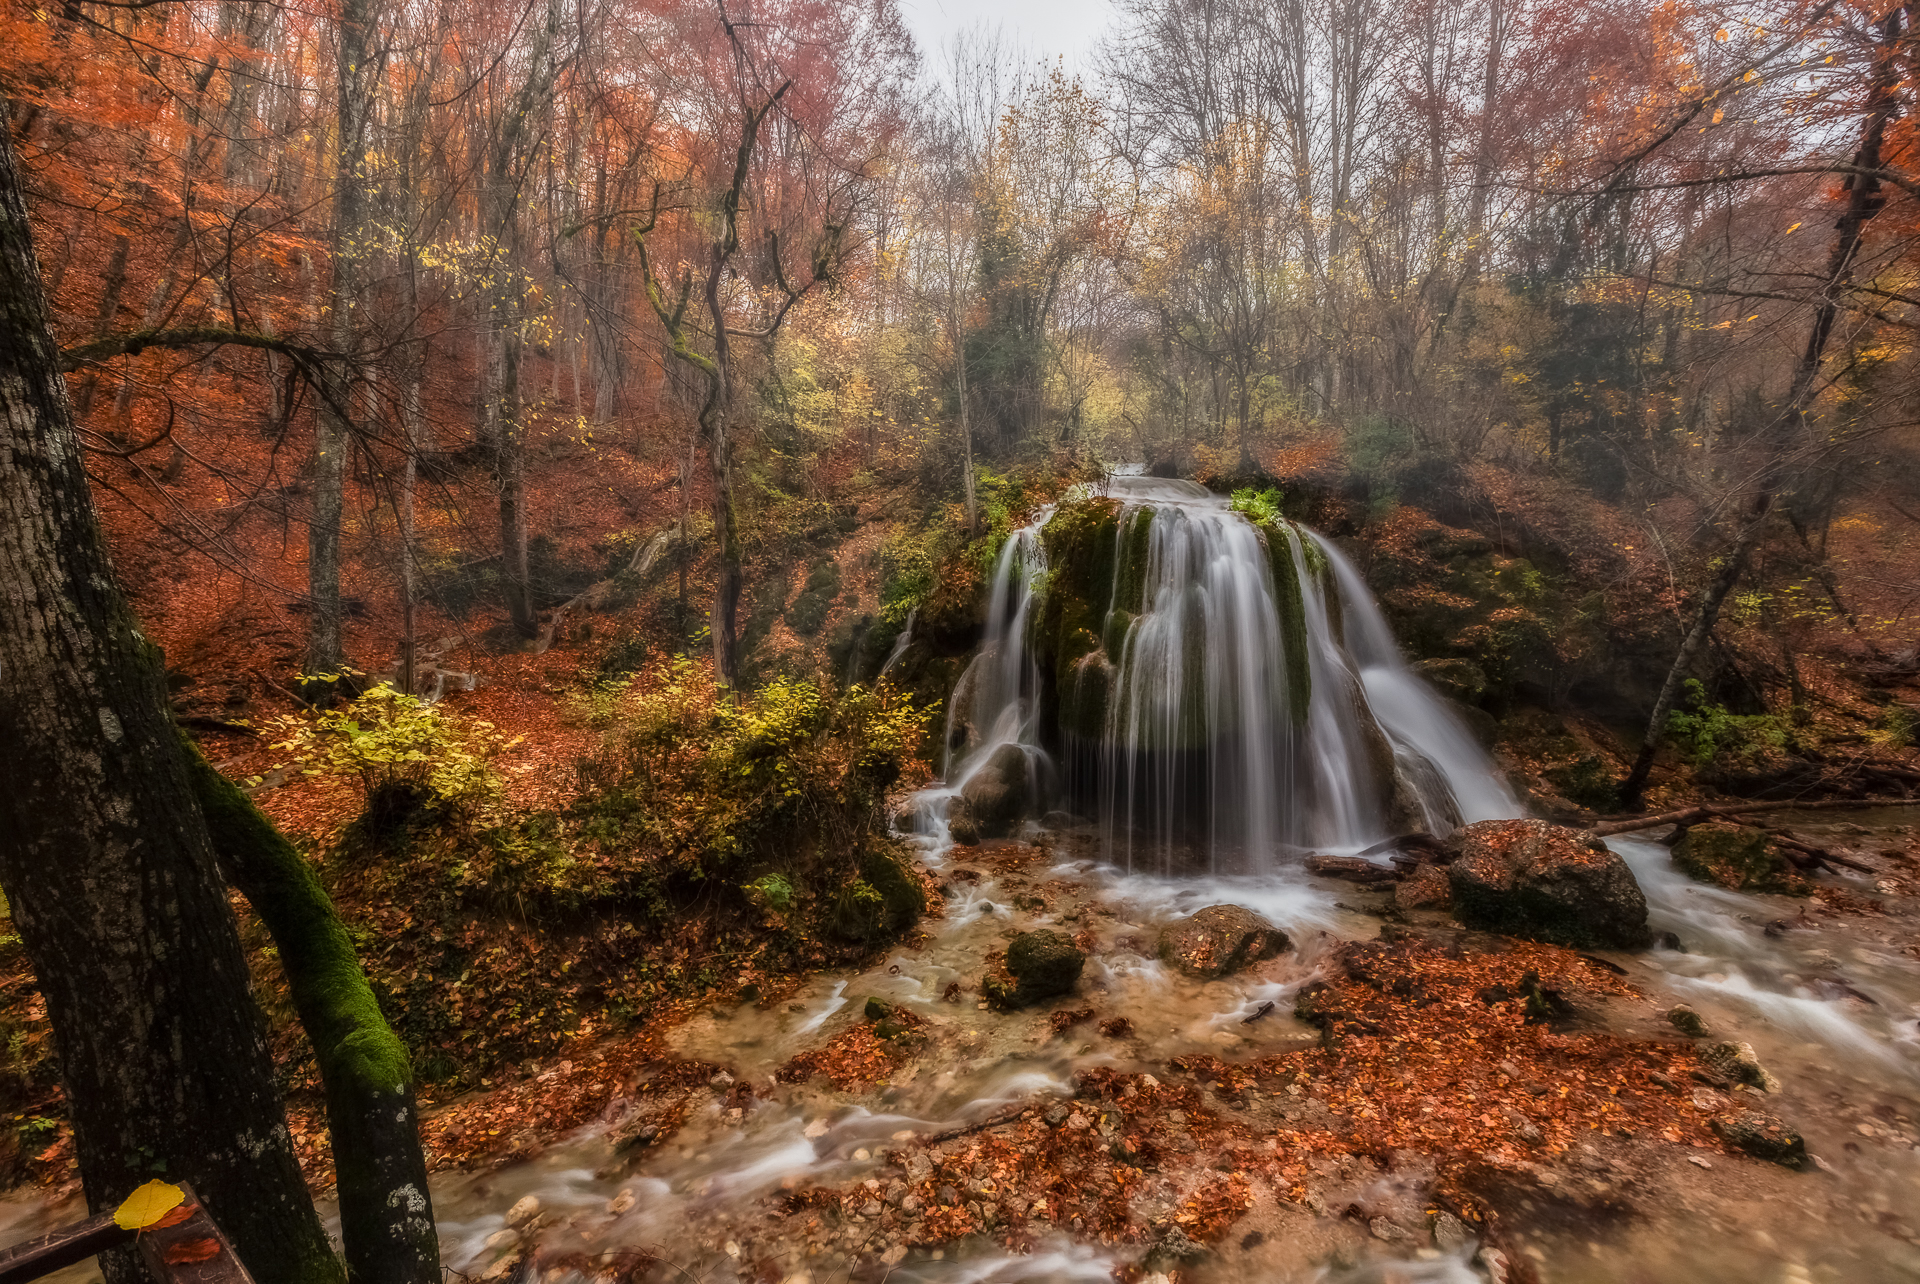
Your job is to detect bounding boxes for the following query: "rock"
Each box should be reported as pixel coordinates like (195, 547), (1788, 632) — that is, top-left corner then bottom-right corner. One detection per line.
(1143, 1224), (1208, 1271)
(1712, 1109), (1806, 1167)
(1157, 904), (1292, 978)
(1701, 1040), (1780, 1092)
(947, 799), (981, 847)
(607, 1189), (636, 1215)
(1431, 1211), (1470, 1252)
(505, 1195), (541, 1228)
(959, 743), (1033, 838)
(1395, 863), (1453, 911)
(1446, 819), (1652, 949)
(1306, 854), (1398, 884)
(1667, 1004), (1712, 1038)
(999, 929), (1086, 1005)
(1672, 822), (1802, 893)
(864, 997), (896, 1021)
(1369, 1217), (1408, 1242)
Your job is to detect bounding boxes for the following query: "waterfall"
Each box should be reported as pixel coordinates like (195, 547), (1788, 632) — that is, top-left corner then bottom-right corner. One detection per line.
(938, 476), (1517, 872)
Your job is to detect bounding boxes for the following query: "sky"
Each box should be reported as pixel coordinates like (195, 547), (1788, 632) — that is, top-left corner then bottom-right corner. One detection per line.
(900, 0), (1118, 71)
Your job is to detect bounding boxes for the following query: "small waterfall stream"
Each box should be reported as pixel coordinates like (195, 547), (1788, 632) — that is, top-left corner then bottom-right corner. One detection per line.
(937, 476), (1516, 870)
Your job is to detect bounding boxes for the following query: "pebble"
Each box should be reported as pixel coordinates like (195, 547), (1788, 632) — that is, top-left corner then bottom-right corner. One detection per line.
(804, 1120), (828, 1139)
(606, 1189), (635, 1215)
(853, 1148), (871, 1161)
(506, 1195), (541, 1228)
(1688, 1155), (1713, 1169)
(724, 1241), (741, 1259)
(1370, 1217), (1408, 1242)
(891, 1129), (917, 1141)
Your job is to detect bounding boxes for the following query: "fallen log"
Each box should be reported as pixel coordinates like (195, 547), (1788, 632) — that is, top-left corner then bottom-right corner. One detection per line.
(1588, 796), (1913, 838)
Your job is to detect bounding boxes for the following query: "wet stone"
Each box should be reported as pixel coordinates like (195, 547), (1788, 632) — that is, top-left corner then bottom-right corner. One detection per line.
(1713, 1109), (1807, 1167)
(1702, 1041), (1781, 1093)
(1668, 1004), (1712, 1038)
(1446, 818), (1652, 949)
(995, 929), (1086, 1006)
(1157, 904), (1292, 979)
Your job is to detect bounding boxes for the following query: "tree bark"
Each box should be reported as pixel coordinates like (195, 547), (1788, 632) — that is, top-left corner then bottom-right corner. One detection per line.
(181, 748), (440, 1284)
(0, 100), (343, 1284)
(309, 0), (382, 680)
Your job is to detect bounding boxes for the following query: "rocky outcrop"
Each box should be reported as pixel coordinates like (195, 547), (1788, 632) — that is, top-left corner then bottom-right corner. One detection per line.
(959, 743), (1032, 838)
(1157, 905), (1292, 979)
(1671, 822), (1802, 893)
(985, 929), (1086, 1007)
(1446, 819), (1651, 950)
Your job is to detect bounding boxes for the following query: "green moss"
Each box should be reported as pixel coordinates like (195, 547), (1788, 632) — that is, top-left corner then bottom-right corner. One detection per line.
(1115, 507), (1153, 615)
(1060, 651), (1114, 740)
(1037, 498), (1122, 701)
(1672, 822), (1804, 894)
(831, 844), (924, 943)
(1263, 526), (1312, 726)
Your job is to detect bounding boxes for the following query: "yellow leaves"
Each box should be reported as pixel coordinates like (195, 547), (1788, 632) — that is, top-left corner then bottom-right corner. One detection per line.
(1714, 27), (1729, 41)
(114, 1180), (185, 1231)
(1712, 110), (1725, 124)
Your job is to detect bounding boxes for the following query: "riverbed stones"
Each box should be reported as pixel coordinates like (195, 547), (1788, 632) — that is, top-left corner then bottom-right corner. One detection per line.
(1446, 818), (1652, 949)
(987, 929), (1086, 1006)
(1157, 905), (1292, 978)
(1701, 1040), (1781, 1092)
(1712, 1108), (1806, 1167)
(960, 743), (1032, 838)
(946, 799), (981, 846)
(1672, 821), (1801, 893)
(1667, 1004), (1712, 1038)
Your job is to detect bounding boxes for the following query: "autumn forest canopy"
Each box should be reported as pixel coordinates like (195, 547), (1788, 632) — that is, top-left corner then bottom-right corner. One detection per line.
(4, 0), (1920, 1279)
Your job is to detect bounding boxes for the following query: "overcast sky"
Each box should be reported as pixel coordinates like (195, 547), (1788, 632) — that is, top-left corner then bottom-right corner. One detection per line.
(900, 0), (1118, 71)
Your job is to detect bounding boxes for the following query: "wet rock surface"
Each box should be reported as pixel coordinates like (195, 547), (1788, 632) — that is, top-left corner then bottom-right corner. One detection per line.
(987, 928), (1085, 1006)
(1157, 904), (1292, 978)
(958, 744), (1032, 838)
(1672, 821), (1803, 893)
(1711, 1108), (1807, 1167)
(1447, 818), (1653, 949)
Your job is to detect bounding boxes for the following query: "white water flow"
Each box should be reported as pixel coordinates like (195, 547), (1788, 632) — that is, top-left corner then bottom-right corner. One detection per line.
(937, 477), (1515, 871)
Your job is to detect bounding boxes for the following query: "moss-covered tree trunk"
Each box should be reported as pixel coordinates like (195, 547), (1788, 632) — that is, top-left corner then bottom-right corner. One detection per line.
(183, 749), (441, 1284)
(0, 100), (343, 1284)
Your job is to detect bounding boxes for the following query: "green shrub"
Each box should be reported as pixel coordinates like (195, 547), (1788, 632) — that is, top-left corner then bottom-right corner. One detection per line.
(1666, 680), (1788, 768)
(266, 682), (511, 831)
(1229, 486), (1285, 526)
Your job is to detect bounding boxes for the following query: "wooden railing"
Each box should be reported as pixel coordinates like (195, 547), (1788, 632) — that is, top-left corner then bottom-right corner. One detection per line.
(0, 1184), (253, 1284)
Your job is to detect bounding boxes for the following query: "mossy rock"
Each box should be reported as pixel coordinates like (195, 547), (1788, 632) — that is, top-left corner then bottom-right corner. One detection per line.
(1447, 818), (1651, 950)
(999, 929), (1085, 1006)
(830, 845), (924, 944)
(1671, 822), (1803, 894)
(1541, 754), (1620, 813)
(1413, 657), (1487, 705)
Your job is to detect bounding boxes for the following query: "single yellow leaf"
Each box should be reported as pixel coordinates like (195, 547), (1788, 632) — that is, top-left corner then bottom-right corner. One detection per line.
(1712, 109), (1725, 124)
(1786, 221), (1802, 234)
(114, 1180), (185, 1231)
(1714, 27), (1729, 41)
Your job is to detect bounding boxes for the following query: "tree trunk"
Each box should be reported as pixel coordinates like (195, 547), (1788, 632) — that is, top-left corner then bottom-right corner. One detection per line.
(181, 749), (440, 1284)
(705, 250), (741, 684)
(0, 100), (344, 1284)
(309, 0), (380, 680)
(1618, 6), (1904, 810)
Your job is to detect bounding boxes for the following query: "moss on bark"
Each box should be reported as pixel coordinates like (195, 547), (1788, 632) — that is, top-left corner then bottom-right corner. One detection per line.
(184, 744), (440, 1284)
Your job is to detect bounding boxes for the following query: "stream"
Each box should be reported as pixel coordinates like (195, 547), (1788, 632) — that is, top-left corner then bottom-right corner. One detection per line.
(5, 479), (1917, 1282)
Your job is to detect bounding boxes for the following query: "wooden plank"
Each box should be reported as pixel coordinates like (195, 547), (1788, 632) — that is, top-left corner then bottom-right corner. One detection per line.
(135, 1187), (255, 1284)
(0, 1211), (135, 1284)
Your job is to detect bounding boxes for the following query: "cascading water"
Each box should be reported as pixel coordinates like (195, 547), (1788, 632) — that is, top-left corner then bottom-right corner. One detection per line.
(938, 475), (1516, 872)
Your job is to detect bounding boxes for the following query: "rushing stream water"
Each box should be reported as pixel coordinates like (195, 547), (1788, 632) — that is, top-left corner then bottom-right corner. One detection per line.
(6, 479), (1917, 1283)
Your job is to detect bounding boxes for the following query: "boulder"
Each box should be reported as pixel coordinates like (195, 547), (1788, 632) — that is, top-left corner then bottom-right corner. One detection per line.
(946, 799), (981, 847)
(960, 743), (1032, 838)
(1446, 819), (1652, 950)
(994, 929), (1085, 1006)
(1712, 1109), (1806, 1167)
(1158, 905), (1291, 979)
(1394, 863), (1453, 912)
(1671, 822), (1802, 893)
